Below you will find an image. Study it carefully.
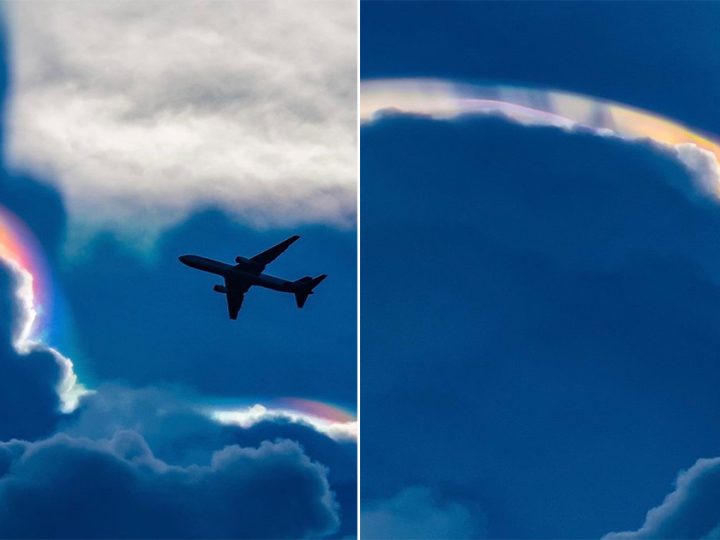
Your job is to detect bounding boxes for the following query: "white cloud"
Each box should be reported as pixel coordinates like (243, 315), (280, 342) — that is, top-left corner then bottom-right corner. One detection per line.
(5, 1), (357, 245)
(674, 143), (720, 197)
(210, 404), (357, 442)
(603, 457), (720, 540)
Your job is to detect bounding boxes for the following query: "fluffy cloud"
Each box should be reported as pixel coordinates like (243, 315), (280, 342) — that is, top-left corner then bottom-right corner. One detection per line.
(5, 1), (357, 245)
(59, 384), (356, 538)
(211, 405), (357, 442)
(61, 384), (357, 466)
(0, 431), (338, 539)
(603, 458), (720, 540)
(59, 384), (228, 466)
(0, 267), (62, 441)
(0, 378), (355, 538)
(362, 486), (484, 539)
(0, 261), (355, 536)
(674, 143), (720, 197)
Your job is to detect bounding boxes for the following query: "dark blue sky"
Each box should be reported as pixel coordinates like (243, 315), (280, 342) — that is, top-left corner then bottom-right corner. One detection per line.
(362, 2), (720, 538)
(363, 1), (720, 134)
(0, 11), (357, 538)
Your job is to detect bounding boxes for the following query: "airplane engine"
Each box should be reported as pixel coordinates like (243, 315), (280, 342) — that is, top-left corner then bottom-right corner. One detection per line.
(213, 285), (227, 294)
(235, 256), (250, 264)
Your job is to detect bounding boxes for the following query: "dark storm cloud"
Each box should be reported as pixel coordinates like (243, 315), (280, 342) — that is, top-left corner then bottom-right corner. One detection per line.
(0, 430), (338, 539)
(0, 268), (61, 441)
(361, 115), (720, 537)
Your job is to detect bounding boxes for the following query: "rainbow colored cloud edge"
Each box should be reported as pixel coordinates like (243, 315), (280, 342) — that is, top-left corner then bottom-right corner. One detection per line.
(362, 78), (720, 197)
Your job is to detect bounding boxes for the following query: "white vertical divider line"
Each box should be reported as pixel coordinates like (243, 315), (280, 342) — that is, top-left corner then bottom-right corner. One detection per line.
(355, 0), (362, 536)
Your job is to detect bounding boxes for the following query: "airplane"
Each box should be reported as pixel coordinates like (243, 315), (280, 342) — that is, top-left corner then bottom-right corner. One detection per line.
(178, 235), (327, 319)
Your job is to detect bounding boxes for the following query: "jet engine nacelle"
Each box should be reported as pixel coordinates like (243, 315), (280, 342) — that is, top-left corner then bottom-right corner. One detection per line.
(235, 256), (250, 264)
(213, 285), (227, 294)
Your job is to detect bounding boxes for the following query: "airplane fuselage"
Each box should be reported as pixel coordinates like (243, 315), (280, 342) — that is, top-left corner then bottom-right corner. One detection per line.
(179, 255), (295, 292)
(178, 235), (326, 318)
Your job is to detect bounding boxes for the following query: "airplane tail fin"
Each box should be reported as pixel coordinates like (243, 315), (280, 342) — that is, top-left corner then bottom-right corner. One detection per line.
(293, 274), (327, 308)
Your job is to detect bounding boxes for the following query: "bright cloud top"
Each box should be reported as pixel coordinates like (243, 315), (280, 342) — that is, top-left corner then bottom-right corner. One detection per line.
(210, 398), (357, 442)
(0, 206), (48, 346)
(5, 1), (357, 244)
(362, 79), (720, 196)
(0, 205), (87, 412)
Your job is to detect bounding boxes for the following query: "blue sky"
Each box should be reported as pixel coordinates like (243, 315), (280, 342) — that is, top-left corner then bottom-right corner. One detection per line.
(0, 3), (356, 538)
(362, 2), (720, 538)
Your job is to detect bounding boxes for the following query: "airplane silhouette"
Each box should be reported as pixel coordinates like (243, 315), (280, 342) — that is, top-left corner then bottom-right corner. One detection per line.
(179, 235), (326, 319)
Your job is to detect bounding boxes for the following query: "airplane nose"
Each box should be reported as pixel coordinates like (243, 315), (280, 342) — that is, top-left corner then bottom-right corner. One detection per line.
(179, 255), (191, 265)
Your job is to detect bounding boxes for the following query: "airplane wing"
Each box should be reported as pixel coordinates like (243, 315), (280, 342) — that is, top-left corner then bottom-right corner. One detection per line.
(250, 235), (300, 266)
(223, 276), (252, 320)
(226, 290), (244, 320)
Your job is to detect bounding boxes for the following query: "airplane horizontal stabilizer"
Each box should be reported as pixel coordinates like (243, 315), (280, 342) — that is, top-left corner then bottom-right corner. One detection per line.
(293, 274), (327, 308)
